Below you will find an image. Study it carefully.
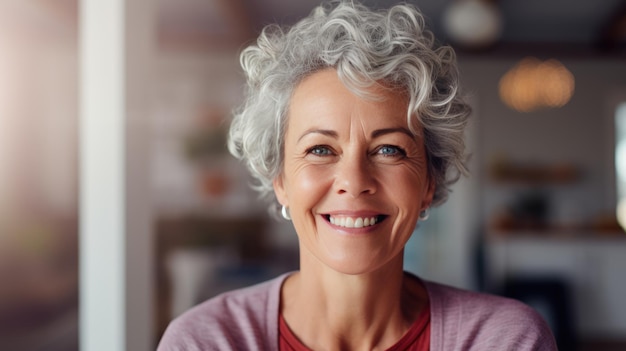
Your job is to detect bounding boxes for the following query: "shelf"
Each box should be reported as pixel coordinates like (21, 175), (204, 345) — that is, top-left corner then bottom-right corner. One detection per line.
(489, 160), (580, 185)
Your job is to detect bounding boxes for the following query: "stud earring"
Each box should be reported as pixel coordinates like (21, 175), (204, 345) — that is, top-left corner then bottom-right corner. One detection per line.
(281, 205), (292, 221)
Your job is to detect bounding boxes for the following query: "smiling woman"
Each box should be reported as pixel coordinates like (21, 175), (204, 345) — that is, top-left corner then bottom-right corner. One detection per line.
(157, 1), (557, 350)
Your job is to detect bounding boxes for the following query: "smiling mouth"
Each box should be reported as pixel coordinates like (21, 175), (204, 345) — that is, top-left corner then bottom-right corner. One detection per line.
(323, 215), (387, 228)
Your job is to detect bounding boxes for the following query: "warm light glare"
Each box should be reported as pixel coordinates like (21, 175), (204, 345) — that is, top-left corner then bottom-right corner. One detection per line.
(615, 103), (626, 230)
(499, 57), (575, 112)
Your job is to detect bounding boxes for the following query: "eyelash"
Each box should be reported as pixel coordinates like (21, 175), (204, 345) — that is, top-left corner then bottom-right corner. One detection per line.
(375, 145), (406, 158)
(305, 145), (335, 156)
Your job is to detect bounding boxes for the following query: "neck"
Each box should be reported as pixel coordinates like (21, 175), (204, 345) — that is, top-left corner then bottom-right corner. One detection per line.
(281, 249), (426, 351)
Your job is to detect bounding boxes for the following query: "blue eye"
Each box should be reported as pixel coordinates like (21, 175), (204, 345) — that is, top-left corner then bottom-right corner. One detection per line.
(307, 145), (333, 156)
(377, 145), (405, 157)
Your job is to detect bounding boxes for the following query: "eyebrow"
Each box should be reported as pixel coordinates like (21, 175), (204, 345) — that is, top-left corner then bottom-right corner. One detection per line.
(297, 129), (338, 142)
(297, 127), (415, 142)
(371, 127), (415, 139)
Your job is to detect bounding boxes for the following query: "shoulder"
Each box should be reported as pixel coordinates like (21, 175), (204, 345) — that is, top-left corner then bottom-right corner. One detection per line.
(156, 273), (289, 351)
(424, 280), (558, 351)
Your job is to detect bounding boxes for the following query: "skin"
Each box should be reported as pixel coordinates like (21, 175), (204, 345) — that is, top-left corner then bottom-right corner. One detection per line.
(273, 69), (434, 351)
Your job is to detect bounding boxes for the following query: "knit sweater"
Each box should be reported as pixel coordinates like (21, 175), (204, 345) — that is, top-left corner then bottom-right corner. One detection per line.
(157, 273), (557, 351)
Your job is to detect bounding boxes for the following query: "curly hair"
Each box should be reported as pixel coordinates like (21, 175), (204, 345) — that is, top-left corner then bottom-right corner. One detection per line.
(228, 0), (471, 213)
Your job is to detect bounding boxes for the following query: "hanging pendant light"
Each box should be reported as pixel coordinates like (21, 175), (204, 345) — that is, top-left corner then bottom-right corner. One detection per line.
(443, 0), (503, 49)
(499, 57), (575, 112)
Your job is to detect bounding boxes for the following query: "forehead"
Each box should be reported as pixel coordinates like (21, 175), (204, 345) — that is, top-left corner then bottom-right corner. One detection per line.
(288, 69), (409, 129)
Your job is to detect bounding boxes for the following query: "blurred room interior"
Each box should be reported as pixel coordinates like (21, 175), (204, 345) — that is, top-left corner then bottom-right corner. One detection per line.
(1, 0), (626, 350)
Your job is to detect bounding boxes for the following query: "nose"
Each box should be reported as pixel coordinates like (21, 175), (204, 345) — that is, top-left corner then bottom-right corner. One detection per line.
(333, 152), (377, 197)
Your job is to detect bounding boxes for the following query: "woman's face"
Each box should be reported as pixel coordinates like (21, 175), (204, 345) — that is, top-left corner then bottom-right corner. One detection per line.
(273, 69), (434, 275)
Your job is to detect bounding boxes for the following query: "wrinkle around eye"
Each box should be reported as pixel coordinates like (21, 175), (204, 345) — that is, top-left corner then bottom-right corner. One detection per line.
(373, 149), (428, 170)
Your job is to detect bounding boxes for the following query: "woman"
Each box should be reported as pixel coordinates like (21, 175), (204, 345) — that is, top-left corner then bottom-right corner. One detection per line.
(158, 1), (557, 350)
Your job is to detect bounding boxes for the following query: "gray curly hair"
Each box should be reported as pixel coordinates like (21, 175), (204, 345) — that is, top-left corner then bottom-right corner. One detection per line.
(228, 0), (470, 213)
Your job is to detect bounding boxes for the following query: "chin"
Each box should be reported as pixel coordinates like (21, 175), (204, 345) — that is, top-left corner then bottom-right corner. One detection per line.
(318, 251), (402, 276)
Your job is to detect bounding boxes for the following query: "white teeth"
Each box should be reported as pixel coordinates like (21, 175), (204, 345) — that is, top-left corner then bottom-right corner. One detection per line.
(329, 215), (379, 228)
(345, 217), (354, 228)
(354, 218), (363, 228)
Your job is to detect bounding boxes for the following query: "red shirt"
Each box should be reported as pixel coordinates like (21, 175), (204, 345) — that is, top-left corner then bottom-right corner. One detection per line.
(279, 303), (430, 351)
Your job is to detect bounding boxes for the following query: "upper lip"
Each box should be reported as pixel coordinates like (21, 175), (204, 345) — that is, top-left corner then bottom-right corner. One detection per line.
(322, 210), (387, 217)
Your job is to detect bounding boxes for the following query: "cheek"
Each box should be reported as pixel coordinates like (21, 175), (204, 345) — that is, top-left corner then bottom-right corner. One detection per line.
(286, 164), (333, 203)
(382, 168), (428, 205)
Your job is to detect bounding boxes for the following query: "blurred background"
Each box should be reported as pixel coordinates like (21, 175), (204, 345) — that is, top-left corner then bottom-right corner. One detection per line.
(1, 0), (625, 350)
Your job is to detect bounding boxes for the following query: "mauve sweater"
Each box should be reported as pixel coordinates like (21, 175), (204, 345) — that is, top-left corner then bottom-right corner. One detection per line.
(157, 273), (557, 351)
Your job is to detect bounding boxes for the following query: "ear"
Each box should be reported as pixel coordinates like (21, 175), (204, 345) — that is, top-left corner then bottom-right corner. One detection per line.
(421, 174), (436, 210)
(273, 173), (288, 207)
